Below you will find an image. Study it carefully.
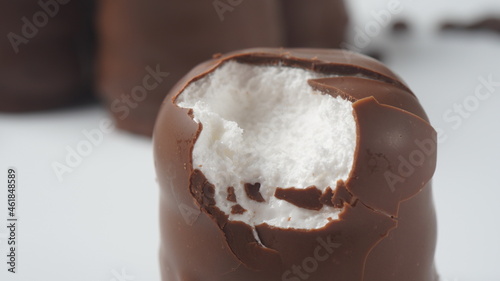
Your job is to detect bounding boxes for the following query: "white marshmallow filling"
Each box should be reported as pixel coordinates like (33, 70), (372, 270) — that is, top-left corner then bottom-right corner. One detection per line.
(176, 61), (356, 230)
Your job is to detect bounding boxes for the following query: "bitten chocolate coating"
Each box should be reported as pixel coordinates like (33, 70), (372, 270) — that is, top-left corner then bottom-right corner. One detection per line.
(0, 1), (94, 112)
(97, 0), (348, 136)
(154, 48), (438, 281)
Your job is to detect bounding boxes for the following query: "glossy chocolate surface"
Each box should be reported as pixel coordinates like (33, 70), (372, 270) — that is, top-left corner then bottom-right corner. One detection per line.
(154, 48), (438, 281)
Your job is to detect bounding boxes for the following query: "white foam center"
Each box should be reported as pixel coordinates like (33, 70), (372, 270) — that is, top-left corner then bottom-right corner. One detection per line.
(176, 61), (356, 229)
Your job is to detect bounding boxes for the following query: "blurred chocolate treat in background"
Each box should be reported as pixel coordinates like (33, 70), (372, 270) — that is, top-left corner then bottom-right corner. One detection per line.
(0, 1), (95, 112)
(391, 20), (411, 34)
(281, 0), (348, 48)
(441, 16), (500, 34)
(96, 0), (349, 136)
(96, 0), (284, 136)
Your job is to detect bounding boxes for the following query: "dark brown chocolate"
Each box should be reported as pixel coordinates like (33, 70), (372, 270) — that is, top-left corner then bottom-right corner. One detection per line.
(281, 0), (348, 48)
(331, 179), (355, 208)
(244, 183), (265, 202)
(230, 204), (247, 215)
(319, 186), (335, 207)
(154, 48), (438, 281)
(275, 186), (323, 211)
(226, 186), (237, 203)
(0, 1), (94, 112)
(97, 1), (348, 136)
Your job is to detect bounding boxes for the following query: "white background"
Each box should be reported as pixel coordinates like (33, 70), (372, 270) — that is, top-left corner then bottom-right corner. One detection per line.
(1, 0), (500, 280)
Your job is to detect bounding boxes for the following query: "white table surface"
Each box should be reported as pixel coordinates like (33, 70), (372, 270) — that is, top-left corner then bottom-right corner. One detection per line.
(1, 0), (500, 280)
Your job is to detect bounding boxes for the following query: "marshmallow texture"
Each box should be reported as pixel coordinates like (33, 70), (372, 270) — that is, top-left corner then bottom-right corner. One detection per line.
(176, 61), (356, 229)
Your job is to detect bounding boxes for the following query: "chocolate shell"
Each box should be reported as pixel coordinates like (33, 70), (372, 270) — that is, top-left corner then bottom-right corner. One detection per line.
(154, 48), (438, 281)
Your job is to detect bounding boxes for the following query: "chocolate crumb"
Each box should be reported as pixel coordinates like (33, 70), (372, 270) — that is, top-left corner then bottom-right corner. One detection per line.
(227, 186), (237, 202)
(274, 186), (323, 210)
(190, 170), (216, 206)
(244, 183), (265, 202)
(231, 204), (247, 214)
(203, 182), (215, 199)
(319, 187), (335, 207)
(331, 180), (354, 208)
